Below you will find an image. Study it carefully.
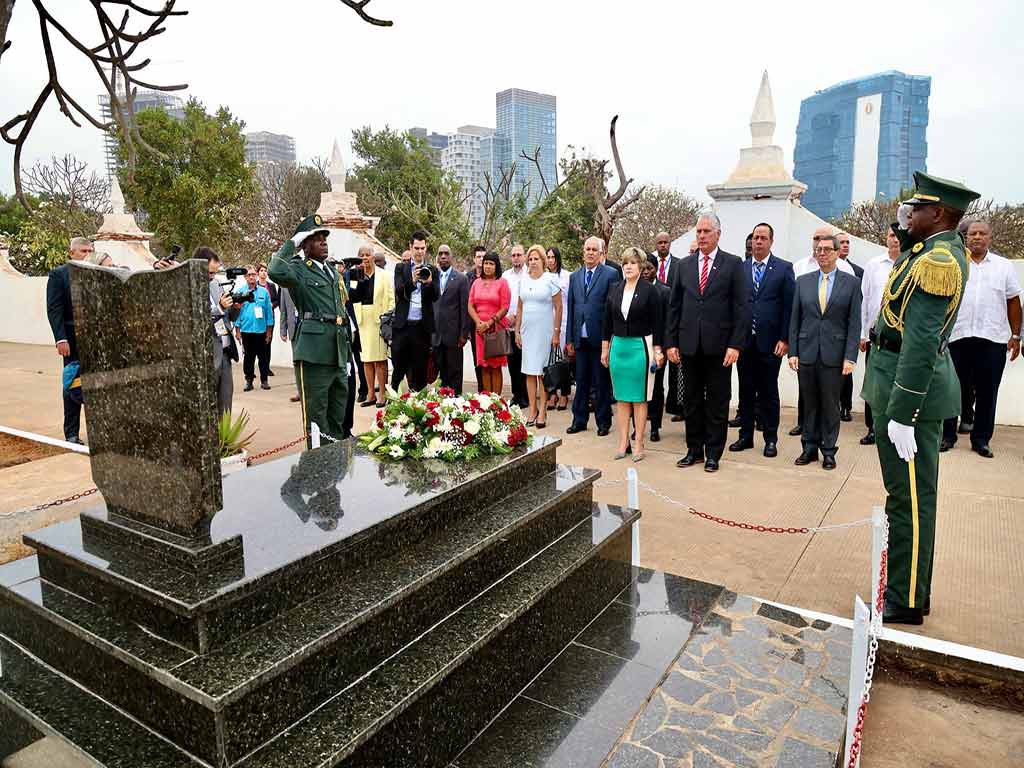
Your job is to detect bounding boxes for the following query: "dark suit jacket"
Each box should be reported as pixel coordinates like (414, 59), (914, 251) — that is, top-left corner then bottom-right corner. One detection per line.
(432, 268), (472, 347)
(847, 259), (864, 280)
(393, 261), (439, 333)
(46, 263), (77, 361)
(789, 270), (862, 367)
(651, 253), (683, 287)
(742, 254), (795, 354)
(565, 263), (619, 347)
(667, 249), (750, 357)
(602, 279), (664, 346)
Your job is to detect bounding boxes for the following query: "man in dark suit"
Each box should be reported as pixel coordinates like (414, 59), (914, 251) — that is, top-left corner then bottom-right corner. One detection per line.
(466, 244), (486, 391)
(432, 244), (472, 394)
(837, 231), (864, 422)
(566, 236), (619, 436)
(788, 234), (862, 470)
(666, 214), (750, 472)
(643, 256), (672, 441)
(46, 236), (94, 443)
(391, 230), (439, 393)
(730, 223), (795, 458)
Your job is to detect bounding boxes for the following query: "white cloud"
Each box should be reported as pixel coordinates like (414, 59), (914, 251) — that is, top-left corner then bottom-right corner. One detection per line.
(1, 0), (1020, 212)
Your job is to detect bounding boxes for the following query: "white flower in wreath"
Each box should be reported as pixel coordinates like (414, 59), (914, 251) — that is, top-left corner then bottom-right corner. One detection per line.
(464, 419), (481, 436)
(423, 436), (443, 458)
(388, 426), (404, 441)
(476, 394), (492, 411)
(389, 445), (405, 458)
(397, 414), (410, 426)
(494, 429), (510, 446)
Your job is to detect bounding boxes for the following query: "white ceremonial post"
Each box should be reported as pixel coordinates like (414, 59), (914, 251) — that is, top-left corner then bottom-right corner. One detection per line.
(844, 596), (871, 768)
(627, 468), (640, 567)
(310, 423), (321, 449)
(870, 506), (887, 629)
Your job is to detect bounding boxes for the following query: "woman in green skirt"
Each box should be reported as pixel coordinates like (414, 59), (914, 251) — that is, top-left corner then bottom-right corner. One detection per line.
(601, 247), (665, 461)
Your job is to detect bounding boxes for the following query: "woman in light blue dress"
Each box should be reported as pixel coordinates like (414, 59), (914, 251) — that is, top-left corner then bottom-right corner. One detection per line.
(514, 245), (563, 428)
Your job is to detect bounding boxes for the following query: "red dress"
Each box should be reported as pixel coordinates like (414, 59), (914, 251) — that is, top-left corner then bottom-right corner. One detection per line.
(469, 277), (511, 368)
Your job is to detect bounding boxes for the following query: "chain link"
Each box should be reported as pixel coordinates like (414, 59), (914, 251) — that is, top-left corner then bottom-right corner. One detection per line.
(594, 478), (873, 535)
(0, 487), (98, 519)
(246, 435), (308, 465)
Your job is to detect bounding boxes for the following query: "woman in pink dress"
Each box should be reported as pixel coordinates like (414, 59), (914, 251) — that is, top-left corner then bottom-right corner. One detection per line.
(468, 251), (511, 395)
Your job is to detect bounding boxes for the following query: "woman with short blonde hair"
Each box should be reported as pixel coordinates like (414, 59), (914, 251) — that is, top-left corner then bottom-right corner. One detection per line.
(514, 244), (563, 427)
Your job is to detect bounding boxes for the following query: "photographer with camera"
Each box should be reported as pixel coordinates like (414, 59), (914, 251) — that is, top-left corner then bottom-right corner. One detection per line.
(391, 230), (439, 393)
(234, 265), (276, 391)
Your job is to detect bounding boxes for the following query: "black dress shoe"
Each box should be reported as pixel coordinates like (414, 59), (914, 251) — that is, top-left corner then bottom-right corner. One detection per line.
(957, 422), (973, 435)
(788, 424), (803, 436)
(597, 427), (610, 437)
(763, 442), (777, 458)
(728, 417), (742, 428)
(676, 451), (704, 468)
(939, 439), (954, 453)
(360, 400), (377, 408)
(243, 381), (254, 392)
(268, 369), (276, 376)
(794, 450), (818, 466)
(566, 424), (587, 435)
(822, 455), (837, 470)
(840, 408), (852, 422)
(260, 380), (271, 390)
(704, 458), (720, 472)
(973, 444), (994, 458)
(671, 414), (684, 422)
(883, 599), (924, 625)
(728, 438), (753, 452)
(923, 596), (931, 616)
(859, 431), (875, 445)
(650, 429), (660, 443)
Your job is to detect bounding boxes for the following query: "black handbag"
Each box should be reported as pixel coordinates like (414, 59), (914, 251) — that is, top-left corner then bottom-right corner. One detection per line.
(483, 327), (513, 358)
(379, 311), (394, 346)
(543, 346), (571, 394)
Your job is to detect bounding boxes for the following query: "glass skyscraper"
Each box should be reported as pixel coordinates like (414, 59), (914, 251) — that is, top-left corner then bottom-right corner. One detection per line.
(793, 71), (930, 221)
(495, 88), (557, 209)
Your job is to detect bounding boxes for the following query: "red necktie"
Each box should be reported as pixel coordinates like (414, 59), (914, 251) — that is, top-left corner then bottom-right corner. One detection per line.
(699, 255), (710, 294)
(658, 257), (667, 283)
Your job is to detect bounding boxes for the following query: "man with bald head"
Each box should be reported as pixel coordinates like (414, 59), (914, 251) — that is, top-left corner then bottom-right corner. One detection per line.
(566, 235), (619, 435)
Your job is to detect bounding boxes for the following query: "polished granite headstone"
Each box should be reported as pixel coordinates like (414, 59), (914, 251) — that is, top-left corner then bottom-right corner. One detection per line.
(69, 259), (221, 538)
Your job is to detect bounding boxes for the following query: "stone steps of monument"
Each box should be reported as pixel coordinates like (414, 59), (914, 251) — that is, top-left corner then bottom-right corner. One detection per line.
(235, 502), (636, 768)
(0, 635), (204, 768)
(24, 441), (561, 654)
(0, 466), (604, 766)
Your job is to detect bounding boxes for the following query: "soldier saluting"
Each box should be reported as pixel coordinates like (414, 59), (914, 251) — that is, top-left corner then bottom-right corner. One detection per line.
(862, 172), (980, 626)
(269, 215), (352, 446)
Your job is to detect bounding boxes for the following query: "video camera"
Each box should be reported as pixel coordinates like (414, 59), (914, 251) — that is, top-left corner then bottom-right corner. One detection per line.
(219, 266), (255, 304)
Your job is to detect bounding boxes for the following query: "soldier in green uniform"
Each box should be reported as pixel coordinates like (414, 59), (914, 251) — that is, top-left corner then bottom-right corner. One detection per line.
(862, 171), (980, 626)
(268, 215), (352, 447)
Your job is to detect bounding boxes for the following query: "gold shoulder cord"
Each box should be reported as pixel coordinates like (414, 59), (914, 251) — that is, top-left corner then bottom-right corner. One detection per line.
(880, 246), (963, 334)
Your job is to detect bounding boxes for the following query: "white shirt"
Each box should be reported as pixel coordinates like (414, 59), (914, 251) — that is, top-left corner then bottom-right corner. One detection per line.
(950, 250), (1023, 344)
(621, 280), (636, 319)
(503, 265), (526, 320)
(860, 254), (898, 341)
(695, 248), (718, 278)
(794, 253), (855, 278)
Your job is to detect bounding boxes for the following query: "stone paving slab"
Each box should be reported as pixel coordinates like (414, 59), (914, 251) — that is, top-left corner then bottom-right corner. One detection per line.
(606, 592), (850, 768)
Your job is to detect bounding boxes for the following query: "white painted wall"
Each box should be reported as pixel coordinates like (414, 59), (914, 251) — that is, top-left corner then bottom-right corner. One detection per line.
(669, 199), (1024, 426)
(851, 94), (882, 205)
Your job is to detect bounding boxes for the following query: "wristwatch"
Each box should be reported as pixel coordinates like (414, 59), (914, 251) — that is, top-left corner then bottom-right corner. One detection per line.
(1011, 334), (1022, 341)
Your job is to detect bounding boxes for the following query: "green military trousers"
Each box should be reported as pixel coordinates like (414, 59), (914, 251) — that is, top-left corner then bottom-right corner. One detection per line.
(873, 413), (941, 610)
(297, 360), (349, 448)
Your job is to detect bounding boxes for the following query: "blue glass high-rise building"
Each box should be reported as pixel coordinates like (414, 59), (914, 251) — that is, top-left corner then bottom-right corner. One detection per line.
(793, 71), (930, 221)
(495, 88), (557, 208)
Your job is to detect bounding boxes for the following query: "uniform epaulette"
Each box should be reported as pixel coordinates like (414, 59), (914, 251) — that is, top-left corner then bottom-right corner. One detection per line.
(910, 246), (961, 297)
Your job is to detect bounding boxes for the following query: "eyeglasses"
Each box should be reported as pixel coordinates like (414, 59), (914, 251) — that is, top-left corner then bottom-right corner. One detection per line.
(814, 246), (836, 253)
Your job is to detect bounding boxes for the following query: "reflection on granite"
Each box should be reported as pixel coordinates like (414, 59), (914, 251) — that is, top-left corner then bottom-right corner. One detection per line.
(280, 437), (355, 530)
(607, 593), (851, 767)
(69, 259), (221, 537)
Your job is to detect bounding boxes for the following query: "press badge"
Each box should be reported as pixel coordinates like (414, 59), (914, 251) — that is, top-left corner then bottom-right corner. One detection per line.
(254, 307), (264, 320)
(213, 319), (228, 337)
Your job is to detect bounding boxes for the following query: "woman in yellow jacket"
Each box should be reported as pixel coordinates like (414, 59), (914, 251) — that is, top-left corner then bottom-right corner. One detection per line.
(350, 245), (396, 407)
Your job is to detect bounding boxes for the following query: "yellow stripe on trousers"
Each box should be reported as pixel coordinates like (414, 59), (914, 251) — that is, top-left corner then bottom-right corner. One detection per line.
(908, 458), (919, 608)
(298, 361), (309, 438)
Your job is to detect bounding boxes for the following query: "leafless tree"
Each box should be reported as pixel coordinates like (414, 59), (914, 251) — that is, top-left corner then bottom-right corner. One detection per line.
(521, 115), (644, 248)
(24, 153), (110, 213)
(476, 163), (532, 252)
(0, 0), (391, 210)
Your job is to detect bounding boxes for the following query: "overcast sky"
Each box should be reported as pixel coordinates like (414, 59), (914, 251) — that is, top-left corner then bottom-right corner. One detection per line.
(1, 0), (1021, 205)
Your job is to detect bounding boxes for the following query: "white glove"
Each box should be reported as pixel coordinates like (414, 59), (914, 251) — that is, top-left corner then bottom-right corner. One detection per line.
(897, 203), (913, 230)
(887, 420), (918, 462)
(290, 233), (308, 247)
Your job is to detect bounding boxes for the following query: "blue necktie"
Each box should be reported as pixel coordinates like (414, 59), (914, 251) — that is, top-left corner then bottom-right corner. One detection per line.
(441, 270), (449, 294)
(585, 269), (593, 292)
(753, 262), (765, 293)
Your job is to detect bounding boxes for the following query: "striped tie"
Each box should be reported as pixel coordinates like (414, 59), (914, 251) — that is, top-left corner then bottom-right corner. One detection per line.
(699, 255), (710, 294)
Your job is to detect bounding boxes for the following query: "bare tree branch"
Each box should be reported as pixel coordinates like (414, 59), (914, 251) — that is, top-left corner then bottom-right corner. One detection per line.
(338, 0), (393, 27)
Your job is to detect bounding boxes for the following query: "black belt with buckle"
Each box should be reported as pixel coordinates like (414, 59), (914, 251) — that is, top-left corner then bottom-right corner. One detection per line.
(303, 312), (346, 325)
(870, 329), (947, 355)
